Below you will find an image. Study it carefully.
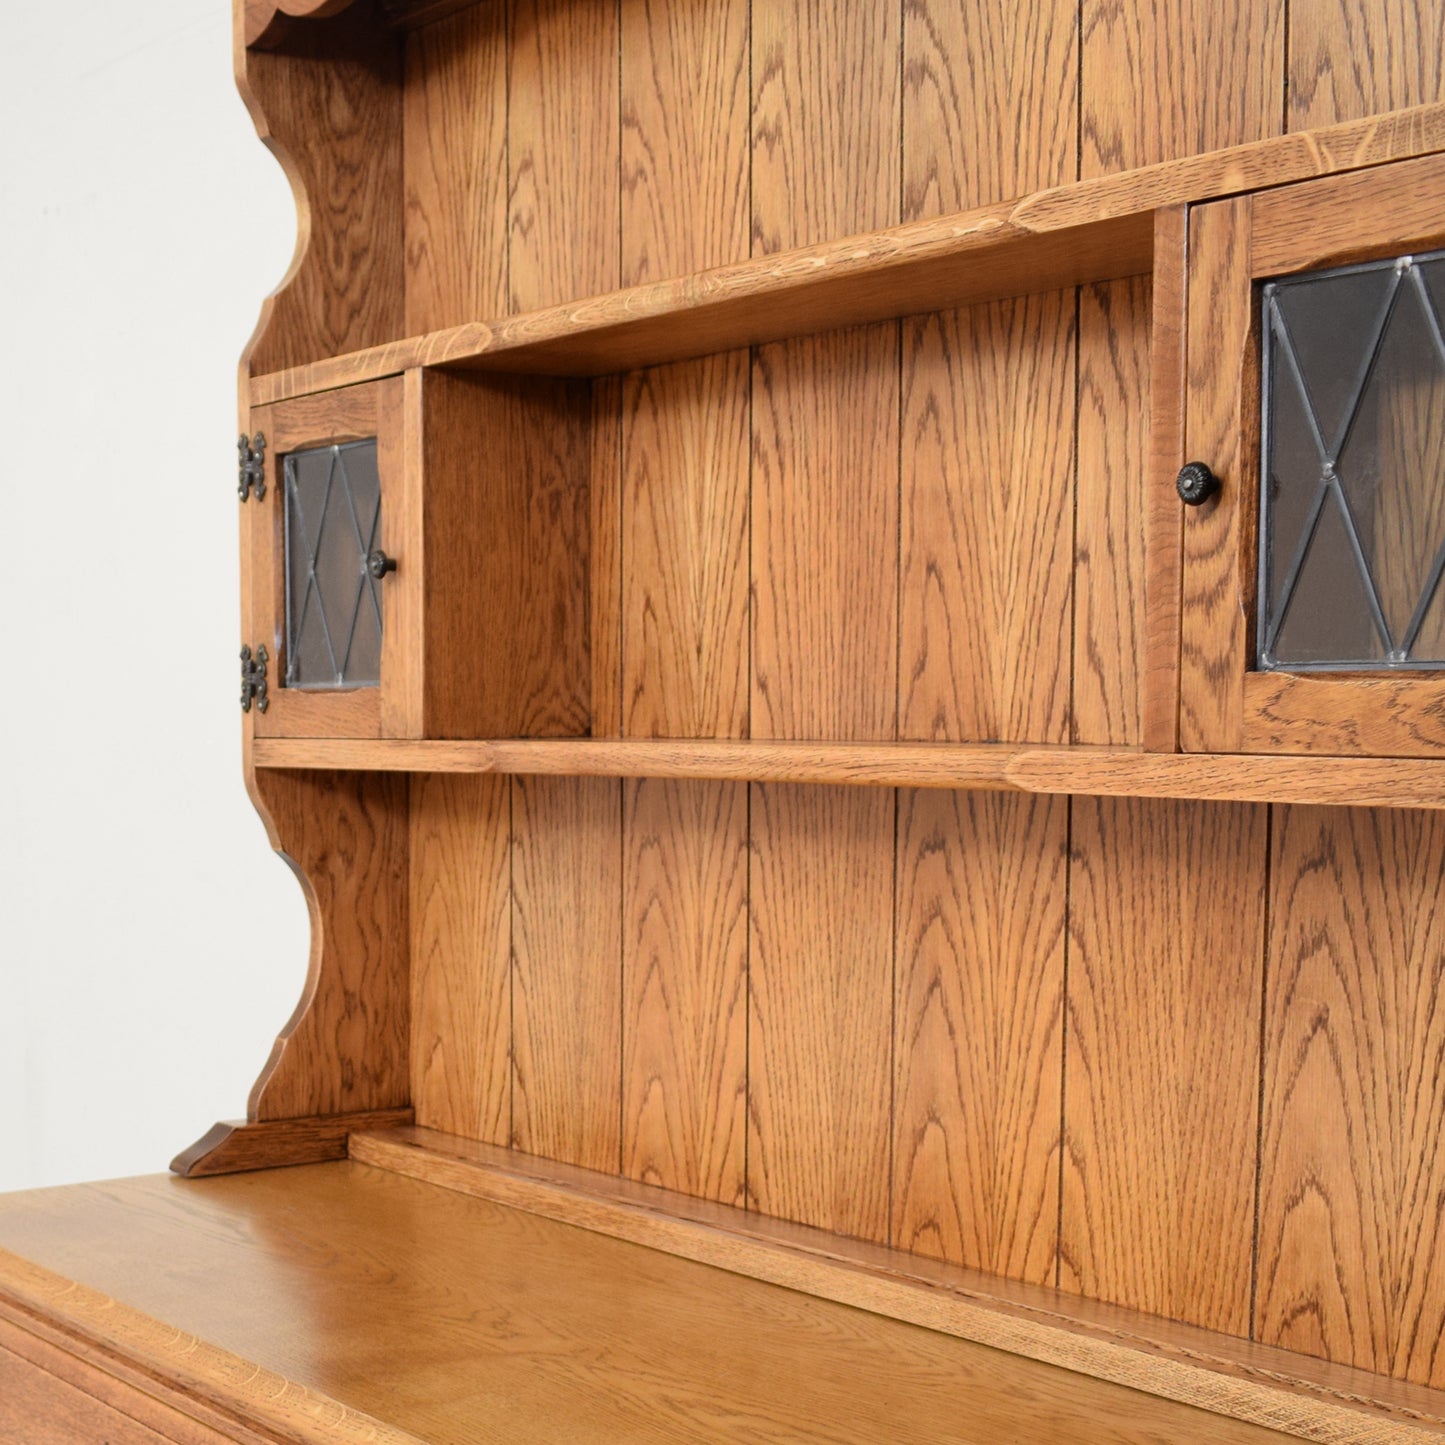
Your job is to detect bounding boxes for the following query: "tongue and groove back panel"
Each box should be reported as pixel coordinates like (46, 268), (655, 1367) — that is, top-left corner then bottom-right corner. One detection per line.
(387, 0), (1445, 1387)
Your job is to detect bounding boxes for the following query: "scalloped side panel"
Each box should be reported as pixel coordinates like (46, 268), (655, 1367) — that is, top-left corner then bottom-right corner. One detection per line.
(242, 768), (411, 1122)
(235, 0), (405, 377)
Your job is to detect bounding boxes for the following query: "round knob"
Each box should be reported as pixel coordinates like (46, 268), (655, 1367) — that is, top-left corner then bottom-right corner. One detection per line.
(366, 549), (397, 579)
(1176, 461), (1221, 506)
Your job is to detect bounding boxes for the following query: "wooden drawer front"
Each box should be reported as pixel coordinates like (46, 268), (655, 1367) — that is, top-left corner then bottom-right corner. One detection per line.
(0, 1320), (236, 1445)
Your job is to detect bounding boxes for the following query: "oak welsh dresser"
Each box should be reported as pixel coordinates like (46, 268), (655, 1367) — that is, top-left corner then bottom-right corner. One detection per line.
(5, 1), (1445, 1439)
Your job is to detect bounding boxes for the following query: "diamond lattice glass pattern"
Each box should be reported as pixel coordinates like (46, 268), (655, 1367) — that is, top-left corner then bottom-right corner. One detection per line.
(1260, 249), (1445, 670)
(284, 439), (383, 688)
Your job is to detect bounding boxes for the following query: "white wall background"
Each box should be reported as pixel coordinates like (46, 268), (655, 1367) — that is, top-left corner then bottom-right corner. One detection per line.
(0, 1), (308, 1191)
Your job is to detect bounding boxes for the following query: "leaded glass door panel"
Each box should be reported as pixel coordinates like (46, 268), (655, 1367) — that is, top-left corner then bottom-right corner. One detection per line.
(1180, 155), (1445, 756)
(242, 377), (418, 740)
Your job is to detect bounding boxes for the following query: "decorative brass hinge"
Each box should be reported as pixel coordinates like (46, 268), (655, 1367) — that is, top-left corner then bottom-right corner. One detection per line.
(240, 645), (270, 713)
(238, 432), (267, 501)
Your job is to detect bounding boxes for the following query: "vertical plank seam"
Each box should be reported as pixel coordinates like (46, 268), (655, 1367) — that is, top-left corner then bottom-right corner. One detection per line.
(888, 785), (899, 1248)
(611, 0), (625, 741)
(890, 0), (905, 1249)
(894, 0), (905, 743)
(1071, 0), (1083, 740)
(1281, 0), (1293, 135)
(745, 0), (757, 1219)
(744, 778), (752, 1211)
(745, 0), (755, 743)
(1250, 801), (1276, 1340)
(1069, 284), (1082, 741)
(613, 0), (624, 1180)
(503, 0), (512, 317)
(507, 775), (516, 1148)
(1056, 793), (1075, 1289)
(618, 778), (625, 1176)
(1075, 0), (1083, 186)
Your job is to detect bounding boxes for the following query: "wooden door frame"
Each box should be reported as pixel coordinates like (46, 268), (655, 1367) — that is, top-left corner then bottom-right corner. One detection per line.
(246, 375), (421, 739)
(1180, 153), (1445, 756)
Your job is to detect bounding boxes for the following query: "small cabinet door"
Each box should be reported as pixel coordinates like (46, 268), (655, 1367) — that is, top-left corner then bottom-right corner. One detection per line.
(1180, 154), (1445, 756)
(243, 376), (419, 739)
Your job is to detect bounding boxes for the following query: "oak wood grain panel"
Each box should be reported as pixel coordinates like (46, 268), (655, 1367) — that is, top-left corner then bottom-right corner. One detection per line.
(747, 784), (894, 1241)
(402, 4), (508, 334)
(1288, 0), (1445, 131)
(750, 0), (901, 255)
(901, 0), (1077, 219)
(615, 0), (749, 745)
(620, 0), (749, 282)
(409, 773), (511, 1143)
(752, 327), (899, 740)
(241, 10), (405, 374)
(898, 3), (1080, 744)
(590, 373), (624, 737)
(1075, 277), (1151, 745)
(0, 1169), (1319, 1445)
(1180, 196), (1254, 752)
(622, 779), (748, 1204)
(1142, 206), (1189, 751)
(893, 790), (1066, 1282)
(1080, 0), (1283, 177)
(747, 0), (902, 746)
(622, 354), (750, 737)
(247, 769), (410, 1122)
(510, 776), (622, 1173)
(507, 0), (619, 313)
(1060, 797), (1268, 1335)
(421, 371), (592, 737)
(1257, 806), (1445, 1388)
(248, 101), (1445, 403)
(900, 293), (1075, 744)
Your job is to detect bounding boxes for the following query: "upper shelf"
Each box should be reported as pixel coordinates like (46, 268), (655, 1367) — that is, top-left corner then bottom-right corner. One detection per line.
(249, 101), (1445, 406)
(251, 736), (1445, 812)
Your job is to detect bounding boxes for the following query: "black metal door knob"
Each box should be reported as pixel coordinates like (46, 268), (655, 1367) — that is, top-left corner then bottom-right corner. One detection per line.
(1176, 461), (1221, 506)
(367, 549), (397, 579)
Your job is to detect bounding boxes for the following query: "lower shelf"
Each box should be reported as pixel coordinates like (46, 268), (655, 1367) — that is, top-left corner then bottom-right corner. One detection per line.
(250, 736), (1445, 811)
(0, 1158), (1351, 1445)
(349, 1126), (1445, 1444)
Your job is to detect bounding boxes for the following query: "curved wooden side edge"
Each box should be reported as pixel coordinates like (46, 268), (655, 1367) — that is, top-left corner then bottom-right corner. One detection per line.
(233, 0), (403, 379)
(171, 1108), (414, 1177)
(244, 0), (363, 50)
(238, 768), (411, 1128)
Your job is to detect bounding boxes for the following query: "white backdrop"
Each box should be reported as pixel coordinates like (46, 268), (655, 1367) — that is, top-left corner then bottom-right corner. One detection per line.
(0, 1), (308, 1191)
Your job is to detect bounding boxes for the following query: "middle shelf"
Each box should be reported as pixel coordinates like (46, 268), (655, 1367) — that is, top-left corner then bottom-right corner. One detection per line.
(251, 736), (1445, 810)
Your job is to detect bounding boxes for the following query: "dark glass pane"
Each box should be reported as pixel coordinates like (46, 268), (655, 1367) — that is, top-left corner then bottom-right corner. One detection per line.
(1264, 304), (1326, 620)
(1422, 256), (1445, 332)
(1259, 248), (1445, 670)
(284, 439), (383, 689)
(1273, 265), (1394, 454)
(1271, 491), (1385, 665)
(1338, 275), (1445, 650)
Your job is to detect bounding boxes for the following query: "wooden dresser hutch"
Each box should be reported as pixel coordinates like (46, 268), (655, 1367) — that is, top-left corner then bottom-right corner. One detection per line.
(4, 0), (1445, 1438)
